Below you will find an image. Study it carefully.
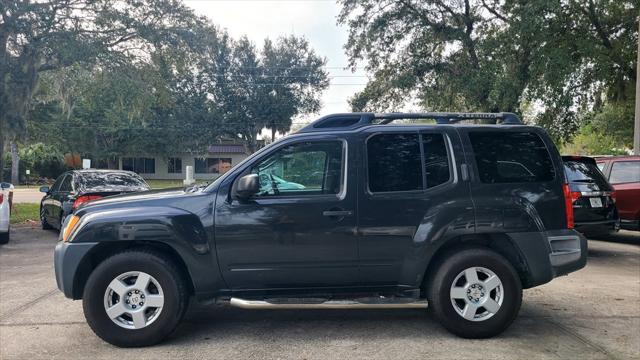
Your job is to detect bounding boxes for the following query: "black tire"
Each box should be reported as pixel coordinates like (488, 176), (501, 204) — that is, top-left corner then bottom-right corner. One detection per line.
(40, 206), (53, 230)
(0, 231), (8, 245)
(82, 249), (188, 347)
(427, 247), (522, 339)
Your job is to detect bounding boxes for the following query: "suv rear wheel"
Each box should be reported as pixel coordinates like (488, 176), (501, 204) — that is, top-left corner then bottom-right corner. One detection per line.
(82, 250), (188, 347)
(427, 247), (522, 338)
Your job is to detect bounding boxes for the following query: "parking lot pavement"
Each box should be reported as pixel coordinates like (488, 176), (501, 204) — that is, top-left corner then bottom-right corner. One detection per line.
(0, 228), (638, 360)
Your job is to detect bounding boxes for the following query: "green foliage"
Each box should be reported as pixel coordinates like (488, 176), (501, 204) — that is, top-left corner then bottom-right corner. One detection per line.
(3, 143), (65, 179)
(10, 1), (328, 161)
(561, 124), (627, 156)
(338, 0), (638, 142)
(588, 101), (635, 149)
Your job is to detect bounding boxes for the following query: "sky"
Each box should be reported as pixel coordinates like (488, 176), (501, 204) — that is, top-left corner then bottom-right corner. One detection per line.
(184, 0), (368, 128)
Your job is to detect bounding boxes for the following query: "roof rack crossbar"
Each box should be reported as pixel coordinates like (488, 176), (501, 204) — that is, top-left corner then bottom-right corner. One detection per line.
(375, 112), (521, 125)
(297, 111), (522, 133)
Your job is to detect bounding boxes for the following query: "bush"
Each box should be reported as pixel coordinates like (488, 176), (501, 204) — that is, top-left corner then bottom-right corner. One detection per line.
(4, 143), (67, 181)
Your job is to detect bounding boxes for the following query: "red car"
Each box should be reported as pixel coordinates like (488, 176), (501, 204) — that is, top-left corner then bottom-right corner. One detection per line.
(594, 156), (640, 231)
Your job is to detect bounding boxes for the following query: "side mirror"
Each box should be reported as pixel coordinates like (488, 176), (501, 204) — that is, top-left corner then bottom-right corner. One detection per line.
(236, 174), (259, 199)
(39, 186), (49, 193)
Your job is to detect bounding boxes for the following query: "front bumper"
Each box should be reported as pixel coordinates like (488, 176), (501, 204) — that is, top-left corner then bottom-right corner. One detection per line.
(54, 241), (98, 299)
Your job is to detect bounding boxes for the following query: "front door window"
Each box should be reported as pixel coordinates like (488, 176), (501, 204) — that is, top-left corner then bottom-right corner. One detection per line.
(252, 141), (344, 197)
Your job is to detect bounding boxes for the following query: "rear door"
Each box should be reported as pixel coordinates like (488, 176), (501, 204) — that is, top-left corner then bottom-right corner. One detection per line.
(562, 157), (616, 224)
(356, 127), (473, 287)
(43, 174), (66, 224)
(52, 174), (74, 227)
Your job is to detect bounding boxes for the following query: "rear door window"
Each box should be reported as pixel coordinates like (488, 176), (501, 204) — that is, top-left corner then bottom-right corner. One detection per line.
(469, 131), (555, 183)
(609, 161), (640, 184)
(367, 133), (422, 192)
(59, 175), (73, 192)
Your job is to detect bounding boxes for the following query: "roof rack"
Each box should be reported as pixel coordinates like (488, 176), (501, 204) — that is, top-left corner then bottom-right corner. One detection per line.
(297, 112), (522, 133)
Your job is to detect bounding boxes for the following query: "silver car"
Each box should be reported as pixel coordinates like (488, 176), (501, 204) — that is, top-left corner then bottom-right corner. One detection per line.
(0, 182), (14, 244)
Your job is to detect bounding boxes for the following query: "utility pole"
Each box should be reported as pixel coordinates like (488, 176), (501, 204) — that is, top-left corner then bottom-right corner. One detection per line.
(635, 17), (640, 155)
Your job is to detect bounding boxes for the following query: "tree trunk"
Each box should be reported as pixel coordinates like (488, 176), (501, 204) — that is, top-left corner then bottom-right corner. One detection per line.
(271, 127), (276, 143)
(10, 141), (19, 184)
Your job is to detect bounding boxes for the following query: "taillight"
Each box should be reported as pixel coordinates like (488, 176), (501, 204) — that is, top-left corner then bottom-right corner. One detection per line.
(570, 191), (581, 204)
(0, 193), (3, 204)
(72, 195), (102, 209)
(562, 183), (575, 229)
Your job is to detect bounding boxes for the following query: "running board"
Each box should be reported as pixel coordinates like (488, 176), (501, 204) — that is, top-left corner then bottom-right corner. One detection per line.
(229, 297), (428, 310)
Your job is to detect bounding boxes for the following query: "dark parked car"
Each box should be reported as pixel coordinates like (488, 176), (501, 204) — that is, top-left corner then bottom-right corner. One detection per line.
(40, 170), (150, 230)
(594, 156), (640, 231)
(54, 112), (587, 347)
(562, 156), (619, 236)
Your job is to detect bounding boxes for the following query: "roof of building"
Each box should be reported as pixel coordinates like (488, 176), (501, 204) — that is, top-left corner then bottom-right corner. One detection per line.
(207, 144), (247, 154)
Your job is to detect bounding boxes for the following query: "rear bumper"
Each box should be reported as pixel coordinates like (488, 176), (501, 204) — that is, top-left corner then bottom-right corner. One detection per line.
(575, 219), (619, 235)
(54, 241), (97, 299)
(546, 231), (588, 278)
(620, 219), (640, 231)
(508, 229), (587, 288)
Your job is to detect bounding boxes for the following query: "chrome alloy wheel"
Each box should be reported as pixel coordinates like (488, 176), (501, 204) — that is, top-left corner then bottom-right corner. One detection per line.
(103, 271), (165, 330)
(449, 267), (504, 322)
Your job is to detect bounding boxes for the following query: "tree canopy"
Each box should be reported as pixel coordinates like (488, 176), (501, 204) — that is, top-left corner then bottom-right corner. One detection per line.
(1, 0), (328, 181)
(338, 0), (638, 146)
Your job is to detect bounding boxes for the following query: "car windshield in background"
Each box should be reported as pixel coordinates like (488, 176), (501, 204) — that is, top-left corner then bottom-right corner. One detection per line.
(563, 160), (610, 189)
(77, 172), (149, 192)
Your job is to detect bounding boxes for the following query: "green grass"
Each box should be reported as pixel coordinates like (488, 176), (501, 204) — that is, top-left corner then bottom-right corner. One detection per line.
(10, 203), (40, 224)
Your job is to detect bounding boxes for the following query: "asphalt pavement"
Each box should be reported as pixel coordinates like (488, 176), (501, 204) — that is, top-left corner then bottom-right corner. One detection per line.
(0, 227), (639, 359)
(11, 188), (44, 204)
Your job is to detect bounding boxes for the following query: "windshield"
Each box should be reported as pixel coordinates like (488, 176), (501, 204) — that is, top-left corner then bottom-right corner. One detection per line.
(563, 160), (610, 189)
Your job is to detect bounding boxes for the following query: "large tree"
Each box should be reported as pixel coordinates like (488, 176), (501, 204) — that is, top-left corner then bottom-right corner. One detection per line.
(338, 0), (637, 144)
(0, 0), (206, 181)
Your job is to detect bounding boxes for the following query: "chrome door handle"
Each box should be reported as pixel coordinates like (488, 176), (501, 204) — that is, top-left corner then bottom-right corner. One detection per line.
(323, 210), (353, 217)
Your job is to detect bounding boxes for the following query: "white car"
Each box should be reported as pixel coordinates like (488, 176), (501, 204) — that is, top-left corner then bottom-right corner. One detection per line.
(0, 182), (14, 244)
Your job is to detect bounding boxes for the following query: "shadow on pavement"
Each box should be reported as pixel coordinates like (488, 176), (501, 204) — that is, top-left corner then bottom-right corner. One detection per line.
(587, 230), (639, 245)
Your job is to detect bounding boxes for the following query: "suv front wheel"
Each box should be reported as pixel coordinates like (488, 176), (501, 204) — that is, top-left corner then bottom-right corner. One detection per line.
(427, 247), (522, 338)
(82, 249), (188, 347)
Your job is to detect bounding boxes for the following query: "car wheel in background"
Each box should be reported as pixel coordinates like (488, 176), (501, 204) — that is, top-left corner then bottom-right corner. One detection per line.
(0, 230), (9, 244)
(82, 249), (188, 347)
(40, 206), (53, 230)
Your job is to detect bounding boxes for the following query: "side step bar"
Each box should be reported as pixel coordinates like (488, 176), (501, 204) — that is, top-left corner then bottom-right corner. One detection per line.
(229, 297), (428, 310)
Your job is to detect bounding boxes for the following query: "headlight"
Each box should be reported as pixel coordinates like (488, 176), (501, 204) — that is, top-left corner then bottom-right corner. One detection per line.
(62, 215), (81, 242)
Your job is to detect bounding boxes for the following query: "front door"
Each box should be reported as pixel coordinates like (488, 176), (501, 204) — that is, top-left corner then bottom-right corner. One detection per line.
(214, 137), (359, 290)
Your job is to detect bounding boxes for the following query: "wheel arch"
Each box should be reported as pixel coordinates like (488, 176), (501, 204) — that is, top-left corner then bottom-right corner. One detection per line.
(71, 241), (195, 300)
(421, 233), (533, 294)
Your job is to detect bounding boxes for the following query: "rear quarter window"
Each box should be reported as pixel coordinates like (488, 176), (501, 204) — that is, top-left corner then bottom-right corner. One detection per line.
(469, 131), (555, 183)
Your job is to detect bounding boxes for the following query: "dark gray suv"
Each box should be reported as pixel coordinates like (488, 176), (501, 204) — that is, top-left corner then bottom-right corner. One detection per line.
(54, 112), (587, 347)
